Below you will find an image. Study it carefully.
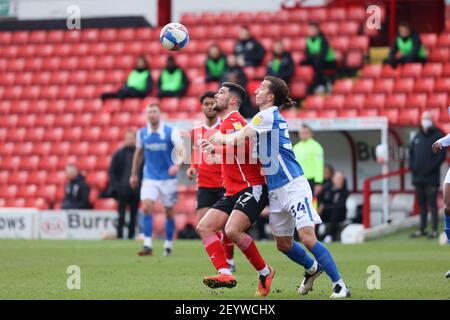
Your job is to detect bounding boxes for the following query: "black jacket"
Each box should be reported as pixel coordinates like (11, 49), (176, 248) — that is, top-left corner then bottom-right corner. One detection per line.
(234, 38), (265, 67)
(266, 52), (295, 83)
(317, 178), (333, 206)
(388, 32), (424, 60)
(305, 33), (331, 61)
(108, 145), (141, 199)
(62, 174), (91, 209)
(322, 180), (349, 220)
(409, 126), (446, 186)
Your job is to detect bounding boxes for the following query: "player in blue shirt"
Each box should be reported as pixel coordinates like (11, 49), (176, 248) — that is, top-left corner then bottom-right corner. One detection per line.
(211, 76), (349, 298)
(130, 103), (184, 257)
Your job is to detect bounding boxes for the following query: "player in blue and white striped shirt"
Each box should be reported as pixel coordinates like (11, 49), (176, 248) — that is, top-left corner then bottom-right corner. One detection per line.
(211, 76), (349, 298)
(130, 103), (184, 257)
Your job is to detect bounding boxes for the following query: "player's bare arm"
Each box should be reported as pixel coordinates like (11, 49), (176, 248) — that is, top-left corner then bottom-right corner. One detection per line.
(130, 147), (144, 189)
(210, 124), (257, 146)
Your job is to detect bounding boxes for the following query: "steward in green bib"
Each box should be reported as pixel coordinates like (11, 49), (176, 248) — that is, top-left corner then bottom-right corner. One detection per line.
(158, 56), (188, 98)
(385, 21), (427, 68)
(266, 40), (295, 83)
(101, 55), (152, 100)
(205, 44), (227, 82)
(300, 23), (337, 94)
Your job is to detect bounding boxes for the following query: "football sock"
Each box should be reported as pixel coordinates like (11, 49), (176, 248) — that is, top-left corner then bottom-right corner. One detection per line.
(310, 241), (341, 282)
(203, 233), (229, 271)
(445, 215), (450, 244)
(164, 240), (173, 250)
(283, 241), (315, 271)
(143, 215), (153, 247)
(333, 279), (346, 289)
(165, 217), (175, 241)
(222, 233), (235, 260)
(235, 233), (267, 272)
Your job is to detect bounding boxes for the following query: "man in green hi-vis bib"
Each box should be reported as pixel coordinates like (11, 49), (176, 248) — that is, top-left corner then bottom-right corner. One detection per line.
(158, 56), (189, 98)
(101, 55), (153, 100)
(385, 21), (427, 68)
(300, 23), (337, 94)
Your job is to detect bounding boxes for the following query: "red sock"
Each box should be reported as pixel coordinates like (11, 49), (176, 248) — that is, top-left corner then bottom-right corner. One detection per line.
(222, 233), (234, 260)
(235, 234), (266, 271)
(202, 234), (229, 271)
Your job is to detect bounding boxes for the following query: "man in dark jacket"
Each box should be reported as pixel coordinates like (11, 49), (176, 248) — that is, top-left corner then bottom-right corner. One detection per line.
(109, 129), (141, 239)
(101, 55), (153, 100)
(409, 111), (446, 238)
(318, 171), (349, 243)
(385, 21), (427, 68)
(234, 25), (265, 67)
(62, 164), (91, 209)
(266, 40), (295, 83)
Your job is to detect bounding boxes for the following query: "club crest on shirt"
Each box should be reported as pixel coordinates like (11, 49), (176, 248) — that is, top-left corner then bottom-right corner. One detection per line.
(252, 115), (263, 125)
(232, 122), (243, 130)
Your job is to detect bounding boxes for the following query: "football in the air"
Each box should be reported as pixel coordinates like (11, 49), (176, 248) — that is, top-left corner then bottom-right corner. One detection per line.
(160, 22), (189, 51)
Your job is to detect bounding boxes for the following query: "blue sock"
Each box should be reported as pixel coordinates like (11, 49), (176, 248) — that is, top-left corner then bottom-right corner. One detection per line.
(284, 241), (315, 270)
(143, 215), (153, 238)
(165, 217), (175, 241)
(445, 215), (450, 244)
(310, 241), (341, 282)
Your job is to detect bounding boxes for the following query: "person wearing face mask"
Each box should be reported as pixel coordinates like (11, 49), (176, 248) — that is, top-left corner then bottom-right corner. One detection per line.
(101, 55), (153, 100)
(158, 55), (189, 98)
(409, 111), (446, 239)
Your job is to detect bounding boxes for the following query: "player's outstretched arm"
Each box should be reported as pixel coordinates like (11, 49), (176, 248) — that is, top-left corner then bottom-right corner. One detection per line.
(210, 124), (257, 146)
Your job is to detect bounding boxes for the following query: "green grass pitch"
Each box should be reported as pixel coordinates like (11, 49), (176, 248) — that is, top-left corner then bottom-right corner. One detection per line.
(0, 227), (449, 300)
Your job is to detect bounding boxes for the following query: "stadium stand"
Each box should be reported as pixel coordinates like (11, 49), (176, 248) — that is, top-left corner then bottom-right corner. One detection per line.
(0, 4), (449, 235)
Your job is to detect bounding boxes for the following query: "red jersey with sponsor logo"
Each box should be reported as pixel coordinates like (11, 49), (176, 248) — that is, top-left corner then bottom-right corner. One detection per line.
(219, 110), (265, 196)
(190, 119), (224, 189)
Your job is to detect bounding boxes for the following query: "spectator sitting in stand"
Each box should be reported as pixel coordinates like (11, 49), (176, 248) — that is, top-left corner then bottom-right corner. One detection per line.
(266, 40), (295, 84)
(157, 56), (189, 98)
(384, 21), (427, 68)
(62, 163), (92, 209)
(233, 25), (265, 67)
(101, 55), (152, 100)
(205, 44), (227, 83)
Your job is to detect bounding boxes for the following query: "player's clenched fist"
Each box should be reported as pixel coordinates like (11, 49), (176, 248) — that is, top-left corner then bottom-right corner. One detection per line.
(186, 167), (197, 180)
(432, 141), (443, 154)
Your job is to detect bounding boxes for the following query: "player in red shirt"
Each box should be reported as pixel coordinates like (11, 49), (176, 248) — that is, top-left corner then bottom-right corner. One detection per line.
(186, 91), (236, 271)
(197, 82), (275, 297)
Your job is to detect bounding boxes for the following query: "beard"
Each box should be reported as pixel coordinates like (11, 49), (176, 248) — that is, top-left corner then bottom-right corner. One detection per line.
(212, 102), (227, 112)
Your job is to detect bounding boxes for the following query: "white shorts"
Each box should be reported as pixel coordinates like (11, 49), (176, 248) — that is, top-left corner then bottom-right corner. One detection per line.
(269, 176), (322, 237)
(140, 179), (178, 207)
(445, 168), (450, 184)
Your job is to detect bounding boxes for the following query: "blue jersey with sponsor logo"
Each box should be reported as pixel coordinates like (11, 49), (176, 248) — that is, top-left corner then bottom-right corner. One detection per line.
(249, 106), (304, 191)
(137, 123), (180, 180)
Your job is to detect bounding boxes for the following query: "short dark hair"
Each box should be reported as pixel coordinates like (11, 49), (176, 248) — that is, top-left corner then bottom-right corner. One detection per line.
(147, 103), (160, 109)
(200, 91), (216, 104)
(222, 82), (247, 105)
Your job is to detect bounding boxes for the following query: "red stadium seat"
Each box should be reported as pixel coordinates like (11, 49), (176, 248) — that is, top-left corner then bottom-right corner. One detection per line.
(52, 142), (70, 156)
(406, 93), (427, 109)
(365, 94), (386, 109)
(43, 127), (64, 142)
(4, 199), (26, 207)
(88, 142), (109, 156)
(380, 64), (401, 78)
(414, 78), (435, 93)
(8, 171), (28, 186)
(160, 98), (179, 113)
(328, 8), (346, 21)
(294, 66), (314, 83)
(420, 33), (437, 49)
(359, 108), (379, 117)
(438, 32), (450, 47)
(373, 78), (394, 94)
(434, 78), (450, 93)
(320, 22), (339, 37)
(71, 142), (89, 156)
(11, 31), (29, 44)
(401, 63), (422, 78)
(34, 113), (55, 128)
(393, 78), (414, 93)
(38, 156), (59, 171)
(24, 127), (45, 142)
(0, 31), (12, 45)
(17, 114), (36, 128)
(324, 95), (345, 109)
(35, 184), (58, 203)
(385, 94), (406, 109)
(94, 198), (118, 210)
(421, 63), (443, 78)
(28, 171), (48, 185)
(297, 109), (317, 118)
(25, 198), (48, 209)
(179, 97), (200, 113)
(62, 127), (83, 142)
(339, 109), (359, 117)
(86, 171), (108, 191)
(379, 109), (399, 124)
(427, 93), (448, 108)
(346, 51), (364, 68)
(32, 142), (52, 156)
(77, 156), (97, 171)
(348, 36), (369, 51)
(318, 109), (338, 118)
(353, 79), (374, 94)
(303, 95), (325, 109)
(134, 27), (153, 41)
(45, 171), (66, 186)
(338, 22), (359, 35)
(345, 94), (365, 109)
(290, 81), (307, 98)
(0, 142), (14, 156)
(100, 127), (120, 141)
(330, 37), (349, 51)
(308, 8), (327, 22)
(16, 185), (37, 199)
(347, 7), (365, 21)
(397, 108), (420, 126)
(429, 47), (450, 62)
(6, 128), (26, 142)
(443, 63), (450, 77)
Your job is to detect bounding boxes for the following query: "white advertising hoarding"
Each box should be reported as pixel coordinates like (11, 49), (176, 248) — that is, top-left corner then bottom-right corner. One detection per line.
(0, 208), (39, 239)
